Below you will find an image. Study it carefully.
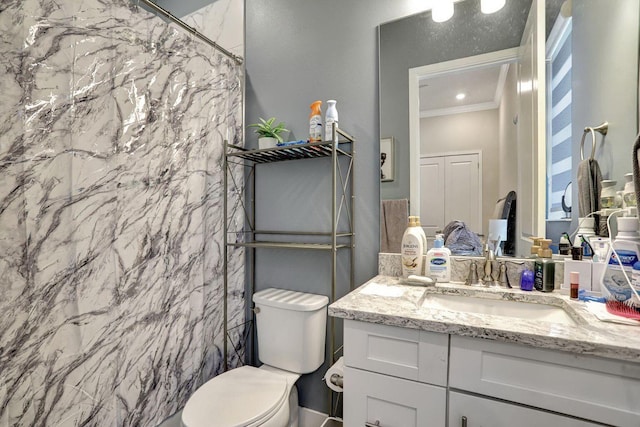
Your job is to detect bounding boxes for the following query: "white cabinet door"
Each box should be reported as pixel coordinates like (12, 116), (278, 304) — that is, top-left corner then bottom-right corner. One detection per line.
(344, 366), (446, 427)
(449, 335), (640, 426)
(444, 154), (480, 233)
(449, 392), (601, 427)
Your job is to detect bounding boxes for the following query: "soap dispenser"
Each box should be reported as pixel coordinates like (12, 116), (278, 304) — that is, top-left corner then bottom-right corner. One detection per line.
(534, 239), (555, 292)
(427, 234), (451, 282)
(530, 237), (542, 258)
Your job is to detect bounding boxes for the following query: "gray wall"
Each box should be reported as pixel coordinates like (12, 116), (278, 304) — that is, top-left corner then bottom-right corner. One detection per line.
(245, 0), (435, 414)
(546, 0), (639, 244)
(499, 63), (519, 197)
(379, 0), (533, 202)
(571, 0), (639, 223)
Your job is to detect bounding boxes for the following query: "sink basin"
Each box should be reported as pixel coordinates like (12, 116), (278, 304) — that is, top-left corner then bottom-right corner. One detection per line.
(421, 293), (576, 325)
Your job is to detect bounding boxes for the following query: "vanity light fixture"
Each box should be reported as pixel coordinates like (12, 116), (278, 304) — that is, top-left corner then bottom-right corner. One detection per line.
(456, 93), (466, 100)
(432, 0), (454, 23)
(480, 0), (506, 14)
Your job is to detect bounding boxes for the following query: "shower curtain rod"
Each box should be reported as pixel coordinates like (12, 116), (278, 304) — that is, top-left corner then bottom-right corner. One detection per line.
(137, 0), (244, 66)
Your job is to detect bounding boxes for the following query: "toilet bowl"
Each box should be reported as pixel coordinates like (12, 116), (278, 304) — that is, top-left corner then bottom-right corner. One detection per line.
(181, 288), (328, 427)
(181, 365), (300, 427)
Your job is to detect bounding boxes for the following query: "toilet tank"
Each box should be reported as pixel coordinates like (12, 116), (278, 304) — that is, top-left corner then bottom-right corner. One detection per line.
(253, 288), (329, 374)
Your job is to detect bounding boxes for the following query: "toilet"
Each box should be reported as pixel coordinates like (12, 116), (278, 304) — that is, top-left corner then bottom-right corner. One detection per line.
(182, 288), (329, 427)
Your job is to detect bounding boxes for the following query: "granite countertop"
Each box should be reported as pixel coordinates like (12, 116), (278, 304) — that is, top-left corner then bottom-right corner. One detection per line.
(329, 275), (640, 363)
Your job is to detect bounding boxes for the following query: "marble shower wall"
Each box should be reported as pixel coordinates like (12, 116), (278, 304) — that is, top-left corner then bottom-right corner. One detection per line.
(181, 0), (244, 57)
(0, 0), (244, 426)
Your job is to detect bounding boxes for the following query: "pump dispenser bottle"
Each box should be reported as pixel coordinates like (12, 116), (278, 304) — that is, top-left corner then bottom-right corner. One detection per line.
(534, 239), (555, 292)
(530, 237), (542, 258)
(427, 234), (451, 282)
(401, 216), (425, 278)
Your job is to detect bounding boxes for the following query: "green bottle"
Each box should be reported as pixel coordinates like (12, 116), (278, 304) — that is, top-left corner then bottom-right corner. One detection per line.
(534, 239), (555, 292)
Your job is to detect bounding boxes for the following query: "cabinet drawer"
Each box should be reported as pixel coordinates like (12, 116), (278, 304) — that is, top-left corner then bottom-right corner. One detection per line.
(450, 336), (640, 427)
(344, 320), (448, 386)
(344, 366), (446, 427)
(449, 391), (601, 427)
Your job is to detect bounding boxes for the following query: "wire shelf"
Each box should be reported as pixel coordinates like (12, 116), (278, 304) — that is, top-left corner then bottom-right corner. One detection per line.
(227, 241), (351, 250)
(227, 141), (352, 164)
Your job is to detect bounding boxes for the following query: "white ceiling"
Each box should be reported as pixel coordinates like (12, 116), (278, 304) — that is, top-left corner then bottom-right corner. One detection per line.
(419, 63), (510, 117)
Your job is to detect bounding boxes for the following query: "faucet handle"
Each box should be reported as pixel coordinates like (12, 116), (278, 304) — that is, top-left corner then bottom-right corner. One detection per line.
(466, 260), (480, 286)
(498, 261), (511, 288)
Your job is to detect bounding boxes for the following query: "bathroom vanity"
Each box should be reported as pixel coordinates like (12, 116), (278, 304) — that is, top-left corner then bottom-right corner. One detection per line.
(329, 276), (640, 427)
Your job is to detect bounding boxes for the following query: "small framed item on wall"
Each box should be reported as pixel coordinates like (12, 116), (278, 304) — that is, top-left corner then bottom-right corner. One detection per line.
(380, 137), (394, 182)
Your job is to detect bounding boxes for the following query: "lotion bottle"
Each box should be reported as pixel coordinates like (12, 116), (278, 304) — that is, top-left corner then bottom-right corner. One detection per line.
(427, 234), (451, 282)
(401, 216), (425, 278)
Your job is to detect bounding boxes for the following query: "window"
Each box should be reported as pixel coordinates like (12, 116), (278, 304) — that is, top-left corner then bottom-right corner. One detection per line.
(546, 16), (572, 220)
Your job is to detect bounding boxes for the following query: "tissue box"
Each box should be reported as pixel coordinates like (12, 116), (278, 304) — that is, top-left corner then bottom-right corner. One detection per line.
(563, 260), (592, 291)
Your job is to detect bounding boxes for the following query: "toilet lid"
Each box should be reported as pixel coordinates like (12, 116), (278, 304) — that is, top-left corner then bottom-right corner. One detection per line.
(182, 366), (288, 427)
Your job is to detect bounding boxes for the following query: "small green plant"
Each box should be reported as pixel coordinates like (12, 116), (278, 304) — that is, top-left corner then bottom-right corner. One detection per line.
(248, 117), (289, 142)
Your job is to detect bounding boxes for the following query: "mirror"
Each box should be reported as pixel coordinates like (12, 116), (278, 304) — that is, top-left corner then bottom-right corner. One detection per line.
(379, 0), (639, 256)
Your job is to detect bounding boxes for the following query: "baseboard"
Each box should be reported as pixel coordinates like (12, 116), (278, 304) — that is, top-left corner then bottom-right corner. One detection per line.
(298, 406), (328, 427)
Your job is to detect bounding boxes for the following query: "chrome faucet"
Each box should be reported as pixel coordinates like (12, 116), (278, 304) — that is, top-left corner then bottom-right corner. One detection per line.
(482, 244), (499, 287)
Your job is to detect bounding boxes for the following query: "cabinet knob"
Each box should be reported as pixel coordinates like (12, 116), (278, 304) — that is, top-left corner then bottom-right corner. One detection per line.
(461, 416), (468, 427)
(365, 421), (381, 427)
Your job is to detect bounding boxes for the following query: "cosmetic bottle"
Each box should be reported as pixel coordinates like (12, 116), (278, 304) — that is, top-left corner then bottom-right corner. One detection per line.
(558, 233), (571, 256)
(427, 234), (451, 282)
(401, 216), (425, 278)
(534, 239), (555, 292)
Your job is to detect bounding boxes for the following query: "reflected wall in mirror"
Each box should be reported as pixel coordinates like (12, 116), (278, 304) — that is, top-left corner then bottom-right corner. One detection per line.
(379, 0), (639, 256)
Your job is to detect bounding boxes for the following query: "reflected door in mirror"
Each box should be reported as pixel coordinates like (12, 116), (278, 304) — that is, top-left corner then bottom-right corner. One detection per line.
(420, 153), (481, 237)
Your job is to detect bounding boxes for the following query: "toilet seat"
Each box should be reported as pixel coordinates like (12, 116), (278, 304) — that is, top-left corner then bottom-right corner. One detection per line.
(182, 366), (289, 427)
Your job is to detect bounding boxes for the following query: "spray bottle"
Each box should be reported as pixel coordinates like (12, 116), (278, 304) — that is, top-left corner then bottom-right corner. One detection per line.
(324, 100), (339, 144)
(309, 101), (323, 143)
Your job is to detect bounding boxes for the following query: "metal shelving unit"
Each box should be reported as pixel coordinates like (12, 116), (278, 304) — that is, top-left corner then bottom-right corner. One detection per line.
(222, 126), (356, 403)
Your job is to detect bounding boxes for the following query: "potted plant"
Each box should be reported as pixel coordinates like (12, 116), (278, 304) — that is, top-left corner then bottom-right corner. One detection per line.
(248, 117), (289, 149)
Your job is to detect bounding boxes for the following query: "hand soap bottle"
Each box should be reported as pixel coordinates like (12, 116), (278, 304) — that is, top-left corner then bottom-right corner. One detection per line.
(401, 216), (425, 278)
(427, 234), (451, 282)
(534, 239), (555, 292)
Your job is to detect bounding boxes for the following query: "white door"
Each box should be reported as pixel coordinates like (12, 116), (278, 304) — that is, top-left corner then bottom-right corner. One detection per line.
(419, 156), (445, 236)
(517, 0), (546, 254)
(445, 154), (480, 233)
(420, 153), (481, 236)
